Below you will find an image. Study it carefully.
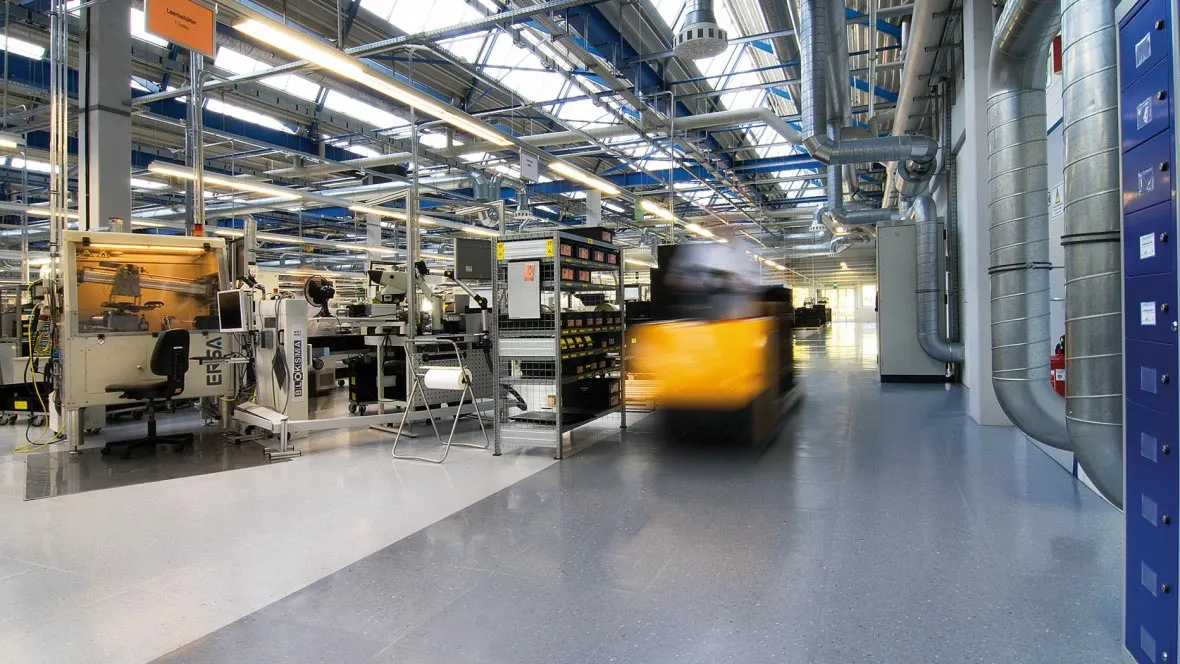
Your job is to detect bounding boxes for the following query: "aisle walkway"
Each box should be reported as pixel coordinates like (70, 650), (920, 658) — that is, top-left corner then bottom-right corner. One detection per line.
(157, 323), (1125, 663)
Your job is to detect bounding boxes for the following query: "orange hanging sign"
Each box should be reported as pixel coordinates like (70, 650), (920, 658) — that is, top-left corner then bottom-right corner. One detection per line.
(145, 0), (216, 58)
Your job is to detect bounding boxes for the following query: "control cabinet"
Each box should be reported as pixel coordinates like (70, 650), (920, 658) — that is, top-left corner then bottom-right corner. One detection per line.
(1119, 0), (1180, 662)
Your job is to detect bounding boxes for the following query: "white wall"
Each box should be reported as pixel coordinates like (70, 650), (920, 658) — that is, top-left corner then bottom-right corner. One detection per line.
(955, 0), (1010, 426)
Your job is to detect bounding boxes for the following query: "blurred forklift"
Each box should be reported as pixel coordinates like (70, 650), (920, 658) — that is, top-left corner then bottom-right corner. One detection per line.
(630, 244), (801, 449)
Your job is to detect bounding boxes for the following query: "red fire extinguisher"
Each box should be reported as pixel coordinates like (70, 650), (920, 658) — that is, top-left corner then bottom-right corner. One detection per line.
(1050, 335), (1066, 397)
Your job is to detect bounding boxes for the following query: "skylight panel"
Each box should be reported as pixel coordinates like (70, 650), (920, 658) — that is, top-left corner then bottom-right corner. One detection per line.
(483, 34), (568, 103)
(205, 97), (296, 134)
(214, 47), (322, 102)
(555, 99), (618, 128)
(437, 32), (489, 62)
(323, 91), (409, 131)
(362, 0), (482, 33)
(131, 8), (169, 47)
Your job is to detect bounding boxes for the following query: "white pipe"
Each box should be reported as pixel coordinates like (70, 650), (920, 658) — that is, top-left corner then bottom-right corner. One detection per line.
(881, 0), (954, 209)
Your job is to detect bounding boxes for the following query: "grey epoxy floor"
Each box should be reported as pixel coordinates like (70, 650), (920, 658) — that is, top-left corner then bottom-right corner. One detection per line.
(153, 323), (1124, 664)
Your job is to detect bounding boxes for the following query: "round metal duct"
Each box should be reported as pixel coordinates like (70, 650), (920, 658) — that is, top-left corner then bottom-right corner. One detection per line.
(674, 0), (729, 60)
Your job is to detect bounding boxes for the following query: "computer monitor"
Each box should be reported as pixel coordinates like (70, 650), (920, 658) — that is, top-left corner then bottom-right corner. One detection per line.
(217, 289), (252, 332)
(624, 286), (640, 300)
(454, 238), (493, 280)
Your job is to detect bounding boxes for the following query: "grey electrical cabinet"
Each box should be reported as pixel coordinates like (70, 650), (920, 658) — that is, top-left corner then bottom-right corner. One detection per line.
(876, 222), (948, 382)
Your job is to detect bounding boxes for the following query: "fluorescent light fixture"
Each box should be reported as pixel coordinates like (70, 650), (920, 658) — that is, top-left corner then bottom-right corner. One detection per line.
(333, 242), (397, 254)
(234, 19), (365, 80)
(461, 225), (500, 238)
(420, 252), (452, 261)
(85, 243), (207, 253)
(234, 16), (513, 147)
(840, 262), (849, 270)
(641, 200), (676, 221)
(549, 162), (620, 196)
(0, 133), (23, 149)
(148, 162), (302, 200)
(624, 258), (657, 269)
(683, 222), (717, 239)
(25, 207), (79, 220)
(349, 204), (408, 220)
(603, 202), (626, 214)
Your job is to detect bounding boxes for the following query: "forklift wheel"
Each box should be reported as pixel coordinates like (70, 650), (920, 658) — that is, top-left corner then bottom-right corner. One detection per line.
(359, 405), (368, 416)
(348, 403), (357, 414)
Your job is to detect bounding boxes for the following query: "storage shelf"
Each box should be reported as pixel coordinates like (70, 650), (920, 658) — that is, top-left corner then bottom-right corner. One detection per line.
(559, 257), (620, 272)
(561, 369), (620, 385)
(561, 346), (621, 359)
(560, 325), (622, 336)
(494, 230), (626, 458)
(544, 280), (620, 293)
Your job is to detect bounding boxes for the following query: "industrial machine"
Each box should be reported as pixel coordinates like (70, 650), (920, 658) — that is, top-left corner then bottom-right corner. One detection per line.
(876, 221), (949, 382)
(1119, 0), (1178, 661)
(56, 231), (236, 448)
(226, 260), (495, 459)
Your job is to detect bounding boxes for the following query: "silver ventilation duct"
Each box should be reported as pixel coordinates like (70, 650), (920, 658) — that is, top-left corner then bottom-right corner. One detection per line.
(987, 0), (1070, 450)
(1061, 0), (1123, 505)
(826, 156), (900, 226)
(674, 0), (730, 60)
(798, 0), (939, 181)
(910, 195), (964, 363)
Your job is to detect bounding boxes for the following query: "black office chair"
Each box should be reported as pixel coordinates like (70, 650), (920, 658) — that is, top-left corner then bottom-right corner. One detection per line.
(101, 329), (194, 459)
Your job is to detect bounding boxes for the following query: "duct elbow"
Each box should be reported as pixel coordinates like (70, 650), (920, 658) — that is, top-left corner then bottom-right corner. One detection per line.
(804, 136), (834, 164)
(992, 378), (1072, 450)
(917, 333), (965, 364)
(1066, 417), (1123, 507)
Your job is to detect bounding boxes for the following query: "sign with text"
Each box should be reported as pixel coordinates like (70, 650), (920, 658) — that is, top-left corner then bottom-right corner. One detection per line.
(145, 0), (215, 58)
(521, 152), (540, 182)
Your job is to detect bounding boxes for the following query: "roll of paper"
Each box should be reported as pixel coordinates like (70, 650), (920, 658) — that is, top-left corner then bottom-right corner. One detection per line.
(423, 367), (471, 390)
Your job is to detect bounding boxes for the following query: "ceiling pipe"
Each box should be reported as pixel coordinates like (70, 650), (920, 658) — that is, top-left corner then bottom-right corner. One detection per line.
(799, 0), (939, 184)
(987, 0), (1070, 450)
(911, 194), (964, 363)
(881, 0), (955, 209)
(825, 132), (901, 226)
(1061, 0), (1123, 505)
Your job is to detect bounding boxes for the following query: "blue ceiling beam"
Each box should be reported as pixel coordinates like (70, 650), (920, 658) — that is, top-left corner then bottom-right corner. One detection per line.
(850, 76), (898, 102)
(845, 7), (902, 40)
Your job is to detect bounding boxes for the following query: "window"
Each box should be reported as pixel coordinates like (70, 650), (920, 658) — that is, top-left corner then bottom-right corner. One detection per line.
(322, 91), (409, 131)
(131, 8), (168, 47)
(214, 47), (321, 102)
(361, 0), (483, 33)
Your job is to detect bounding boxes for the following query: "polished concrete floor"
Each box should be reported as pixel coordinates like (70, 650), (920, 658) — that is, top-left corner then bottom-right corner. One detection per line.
(139, 323), (1123, 664)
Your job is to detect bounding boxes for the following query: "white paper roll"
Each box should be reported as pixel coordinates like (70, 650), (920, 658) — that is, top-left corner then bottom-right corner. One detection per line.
(423, 367), (471, 390)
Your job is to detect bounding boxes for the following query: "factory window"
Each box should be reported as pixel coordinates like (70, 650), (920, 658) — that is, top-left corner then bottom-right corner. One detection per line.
(214, 47), (322, 102)
(361, 0), (482, 33)
(322, 91), (410, 132)
(130, 8), (169, 47)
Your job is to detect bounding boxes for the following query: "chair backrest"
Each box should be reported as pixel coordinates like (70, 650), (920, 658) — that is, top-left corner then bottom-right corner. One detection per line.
(150, 330), (191, 390)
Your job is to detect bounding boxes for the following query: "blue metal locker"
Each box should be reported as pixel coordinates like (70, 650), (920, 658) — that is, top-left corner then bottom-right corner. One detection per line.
(1120, 0), (1180, 661)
